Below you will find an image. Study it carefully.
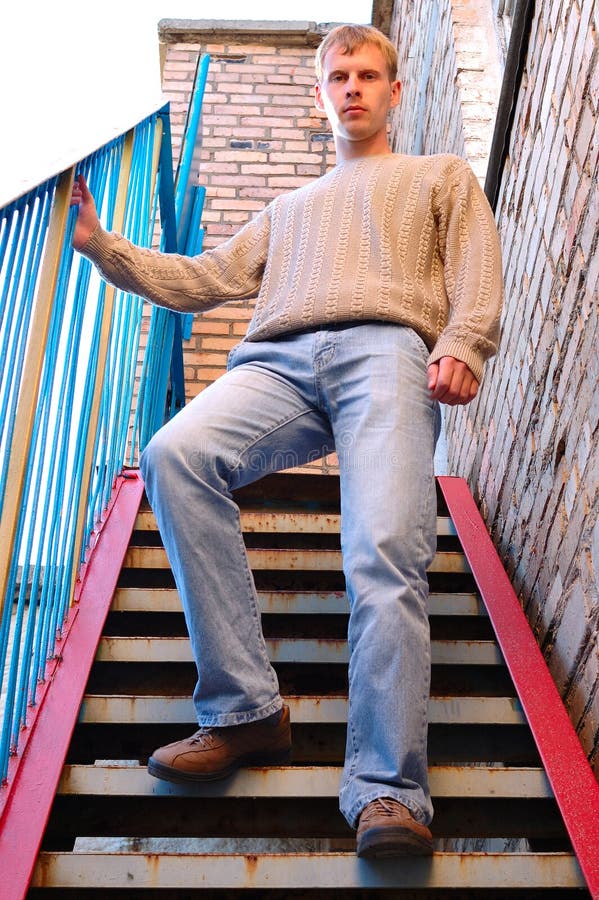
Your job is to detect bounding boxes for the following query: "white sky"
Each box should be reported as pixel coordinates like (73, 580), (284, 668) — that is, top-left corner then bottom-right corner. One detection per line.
(0, 0), (372, 206)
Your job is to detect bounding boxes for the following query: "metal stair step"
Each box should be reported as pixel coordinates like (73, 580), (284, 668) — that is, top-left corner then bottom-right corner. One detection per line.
(135, 509), (458, 536)
(57, 764), (551, 799)
(96, 636), (503, 665)
(123, 546), (470, 573)
(31, 472), (589, 897)
(79, 694), (525, 725)
(112, 587), (486, 616)
(31, 851), (586, 891)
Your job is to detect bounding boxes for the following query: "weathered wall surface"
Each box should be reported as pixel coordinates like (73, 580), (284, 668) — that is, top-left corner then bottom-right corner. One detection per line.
(390, 0), (501, 179)
(389, 0), (598, 769)
(448, 0), (598, 769)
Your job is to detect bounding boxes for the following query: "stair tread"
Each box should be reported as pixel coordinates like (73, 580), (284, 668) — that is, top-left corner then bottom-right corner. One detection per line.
(112, 587), (486, 616)
(58, 764), (552, 798)
(31, 851), (586, 890)
(124, 546), (470, 573)
(96, 636), (503, 665)
(79, 694), (525, 725)
(135, 509), (458, 536)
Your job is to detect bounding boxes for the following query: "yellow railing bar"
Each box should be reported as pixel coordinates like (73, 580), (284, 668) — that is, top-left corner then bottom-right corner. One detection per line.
(67, 129), (136, 606)
(0, 168), (76, 621)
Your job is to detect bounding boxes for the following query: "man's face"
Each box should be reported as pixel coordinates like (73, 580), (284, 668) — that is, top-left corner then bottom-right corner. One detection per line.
(314, 42), (401, 149)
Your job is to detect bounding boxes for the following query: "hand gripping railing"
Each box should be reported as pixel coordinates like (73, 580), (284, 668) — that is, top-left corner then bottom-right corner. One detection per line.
(0, 106), (186, 786)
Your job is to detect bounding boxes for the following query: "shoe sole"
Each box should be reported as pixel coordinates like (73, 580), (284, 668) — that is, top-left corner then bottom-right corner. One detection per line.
(147, 745), (292, 784)
(356, 826), (434, 858)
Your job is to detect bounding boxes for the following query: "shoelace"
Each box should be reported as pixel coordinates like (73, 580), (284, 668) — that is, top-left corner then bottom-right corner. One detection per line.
(361, 798), (407, 824)
(188, 728), (222, 747)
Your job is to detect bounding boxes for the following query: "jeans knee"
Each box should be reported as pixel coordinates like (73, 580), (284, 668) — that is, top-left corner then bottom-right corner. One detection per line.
(140, 429), (166, 478)
(140, 422), (234, 493)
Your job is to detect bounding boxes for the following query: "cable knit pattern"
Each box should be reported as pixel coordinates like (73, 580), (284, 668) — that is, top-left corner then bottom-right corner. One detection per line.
(351, 160), (382, 317)
(81, 153), (503, 383)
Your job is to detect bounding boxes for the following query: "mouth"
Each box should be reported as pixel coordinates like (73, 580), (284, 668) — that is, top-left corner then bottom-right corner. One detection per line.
(344, 105), (367, 114)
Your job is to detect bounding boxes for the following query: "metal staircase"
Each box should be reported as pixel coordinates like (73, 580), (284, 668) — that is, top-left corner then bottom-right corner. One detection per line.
(28, 473), (590, 897)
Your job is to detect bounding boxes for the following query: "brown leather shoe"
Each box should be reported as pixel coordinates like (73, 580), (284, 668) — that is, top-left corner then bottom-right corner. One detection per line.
(148, 706), (291, 783)
(356, 797), (433, 857)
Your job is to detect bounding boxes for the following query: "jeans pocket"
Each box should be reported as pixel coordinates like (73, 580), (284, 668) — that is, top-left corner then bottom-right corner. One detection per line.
(226, 342), (243, 371)
(405, 327), (431, 367)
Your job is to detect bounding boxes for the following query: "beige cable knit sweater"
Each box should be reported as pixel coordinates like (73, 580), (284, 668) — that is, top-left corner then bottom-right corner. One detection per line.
(82, 152), (503, 382)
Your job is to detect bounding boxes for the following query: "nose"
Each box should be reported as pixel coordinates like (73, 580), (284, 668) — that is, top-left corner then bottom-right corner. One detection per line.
(345, 77), (361, 97)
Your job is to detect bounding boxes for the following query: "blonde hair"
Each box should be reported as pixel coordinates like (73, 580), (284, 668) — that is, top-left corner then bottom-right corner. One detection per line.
(315, 25), (398, 83)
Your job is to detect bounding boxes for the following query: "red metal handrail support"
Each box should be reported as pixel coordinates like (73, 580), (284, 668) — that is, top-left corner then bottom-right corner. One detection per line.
(438, 476), (599, 898)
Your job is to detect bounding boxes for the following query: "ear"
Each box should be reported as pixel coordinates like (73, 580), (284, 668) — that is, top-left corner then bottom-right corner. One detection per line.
(390, 79), (401, 109)
(314, 81), (325, 112)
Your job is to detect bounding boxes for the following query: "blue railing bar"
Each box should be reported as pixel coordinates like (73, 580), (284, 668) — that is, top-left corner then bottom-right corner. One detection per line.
(105, 121), (155, 493)
(128, 109), (179, 458)
(175, 54), (210, 239)
(87, 144), (123, 533)
(0, 186), (55, 518)
(172, 56), (209, 354)
(83, 143), (125, 535)
(110, 123), (153, 477)
(0, 199), (27, 330)
(0, 204), (16, 277)
(157, 108), (178, 254)
(69, 155), (109, 550)
(169, 314), (185, 416)
(137, 309), (170, 446)
(185, 185), (207, 256)
(0, 203), (31, 425)
(101, 121), (154, 492)
(0, 186), (53, 433)
(180, 184), (207, 341)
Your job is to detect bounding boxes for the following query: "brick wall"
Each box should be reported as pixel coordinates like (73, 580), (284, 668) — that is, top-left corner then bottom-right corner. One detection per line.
(389, 0), (599, 769)
(448, 0), (598, 770)
(159, 21), (334, 403)
(390, 0), (501, 180)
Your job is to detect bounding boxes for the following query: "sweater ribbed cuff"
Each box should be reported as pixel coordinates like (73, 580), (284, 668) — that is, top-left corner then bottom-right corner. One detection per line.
(428, 340), (485, 385)
(79, 224), (114, 267)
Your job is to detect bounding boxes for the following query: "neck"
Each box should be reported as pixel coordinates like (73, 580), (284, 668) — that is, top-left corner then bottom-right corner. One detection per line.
(333, 134), (393, 164)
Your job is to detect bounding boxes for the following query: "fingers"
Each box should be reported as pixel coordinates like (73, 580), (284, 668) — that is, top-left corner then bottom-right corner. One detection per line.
(70, 174), (83, 206)
(427, 357), (479, 406)
(70, 173), (99, 250)
(70, 173), (90, 206)
(427, 361), (439, 393)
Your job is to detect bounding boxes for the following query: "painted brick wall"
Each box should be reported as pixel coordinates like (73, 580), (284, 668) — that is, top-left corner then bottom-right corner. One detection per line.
(390, 0), (501, 180)
(389, 0), (598, 769)
(159, 22), (334, 403)
(448, 0), (598, 771)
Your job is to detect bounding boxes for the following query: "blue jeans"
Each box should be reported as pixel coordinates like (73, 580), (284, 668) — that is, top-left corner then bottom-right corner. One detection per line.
(140, 322), (440, 828)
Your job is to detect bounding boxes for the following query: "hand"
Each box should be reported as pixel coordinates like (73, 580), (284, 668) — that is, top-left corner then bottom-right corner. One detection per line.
(70, 174), (100, 250)
(427, 357), (479, 406)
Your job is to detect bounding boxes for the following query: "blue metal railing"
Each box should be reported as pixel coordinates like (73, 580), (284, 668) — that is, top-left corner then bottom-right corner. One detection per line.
(0, 51), (211, 786)
(0, 110), (191, 784)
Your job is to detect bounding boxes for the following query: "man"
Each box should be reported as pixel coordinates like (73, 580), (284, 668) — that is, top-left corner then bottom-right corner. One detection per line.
(71, 24), (503, 857)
